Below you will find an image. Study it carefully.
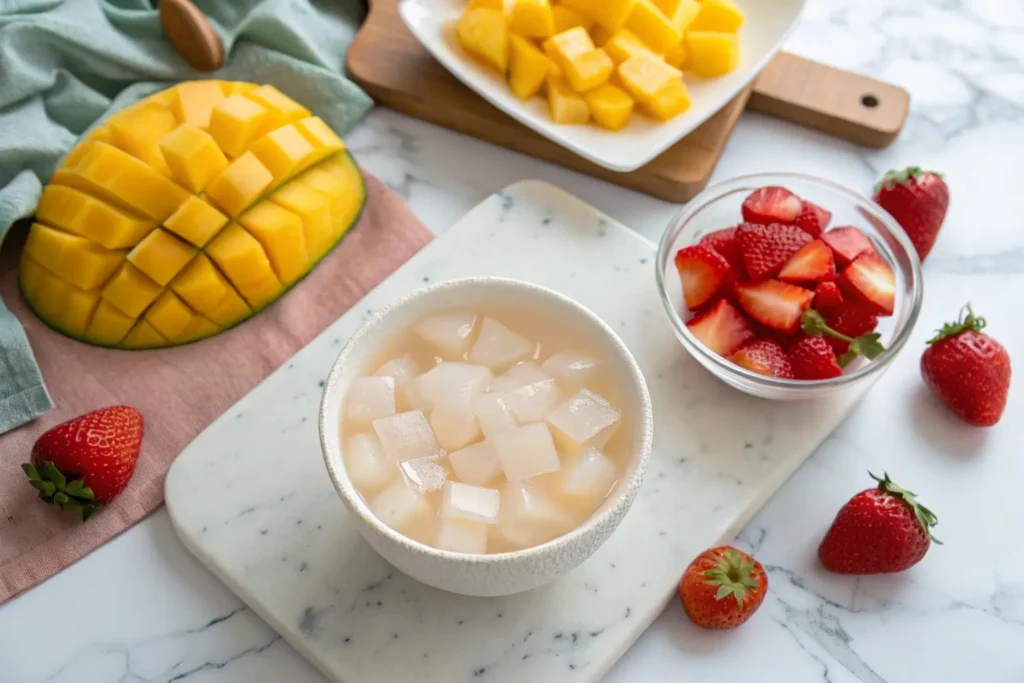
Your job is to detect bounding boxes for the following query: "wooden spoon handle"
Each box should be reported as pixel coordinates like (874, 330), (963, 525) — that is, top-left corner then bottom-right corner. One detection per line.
(160, 0), (224, 73)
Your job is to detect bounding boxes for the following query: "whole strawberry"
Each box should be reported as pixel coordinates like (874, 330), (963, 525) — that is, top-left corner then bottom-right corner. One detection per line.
(874, 167), (949, 261)
(921, 305), (1011, 426)
(819, 472), (939, 574)
(678, 546), (767, 629)
(22, 406), (144, 521)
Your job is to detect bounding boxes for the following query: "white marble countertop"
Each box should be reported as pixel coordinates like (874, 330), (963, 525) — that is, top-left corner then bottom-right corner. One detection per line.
(3, 0), (1023, 681)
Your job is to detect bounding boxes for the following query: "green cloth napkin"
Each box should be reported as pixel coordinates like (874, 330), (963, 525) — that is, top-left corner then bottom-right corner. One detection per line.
(0, 0), (373, 434)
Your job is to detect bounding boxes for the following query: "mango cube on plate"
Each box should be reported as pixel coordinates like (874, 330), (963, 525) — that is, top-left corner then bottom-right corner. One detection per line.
(657, 0), (700, 33)
(546, 388), (620, 455)
(509, 34), (553, 100)
(548, 76), (590, 124)
(560, 0), (636, 33)
(618, 53), (691, 120)
(372, 410), (444, 462)
(468, 316), (534, 370)
(457, 8), (510, 73)
(448, 441), (503, 487)
(493, 422), (561, 481)
(346, 433), (395, 495)
(563, 48), (614, 93)
(346, 376), (396, 425)
(624, 0), (682, 53)
(551, 5), (593, 33)
(584, 84), (635, 131)
(686, 31), (740, 78)
(371, 481), (431, 533)
(510, 0), (556, 39)
(414, 308), (477, 357)
(689, 0), (745, 33)
(419, 362), (493, 412)
(441, 481), (501, 525)
(602, 28), (656, 65)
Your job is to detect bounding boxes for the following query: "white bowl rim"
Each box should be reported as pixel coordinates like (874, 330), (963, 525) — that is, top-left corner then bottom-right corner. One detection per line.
(318, 276), (654, 564)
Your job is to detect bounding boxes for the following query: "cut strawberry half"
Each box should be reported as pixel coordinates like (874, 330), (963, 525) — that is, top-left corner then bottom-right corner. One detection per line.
(735, 222), (813, 280)
(728, 339), (795, 379)
(778, 239), (836, 284)
(742, 186), (803, 225)
(686, 299), (755, 356)
(813, 281), (844, 315)
(675, 245), (732, 311)
(837, 253), (896, 316)
(734, 279), (815, 334)
(788, 335), (843, 380)
(698, 227), (743, 271)
(822, 226), (876, 267)
(794, 201), (832, 237)
(823, 301), (879, 354)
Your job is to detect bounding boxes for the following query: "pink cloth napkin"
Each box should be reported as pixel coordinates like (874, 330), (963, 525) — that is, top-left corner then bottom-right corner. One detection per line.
(0, 172), (433, 604)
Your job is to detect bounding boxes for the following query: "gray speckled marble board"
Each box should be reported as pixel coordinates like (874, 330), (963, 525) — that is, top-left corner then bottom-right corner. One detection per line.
(166, 180), (875, 683)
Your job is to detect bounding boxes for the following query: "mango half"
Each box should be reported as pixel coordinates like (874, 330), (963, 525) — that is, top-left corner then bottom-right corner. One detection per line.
(20, 81), (366, 349)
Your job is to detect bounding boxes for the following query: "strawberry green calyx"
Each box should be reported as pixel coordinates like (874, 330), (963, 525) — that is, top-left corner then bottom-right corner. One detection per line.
(703, 548), (762, 608)
(927, 304), (987, 344)
(802, 310), (886, 367)
(22, 462), (100, 521)
(874, 166), (943, 194)
(870, 471), (942, 544)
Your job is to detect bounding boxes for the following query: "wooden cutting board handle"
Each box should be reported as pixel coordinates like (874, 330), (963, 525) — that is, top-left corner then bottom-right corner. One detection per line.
(750, 52), (909, 148)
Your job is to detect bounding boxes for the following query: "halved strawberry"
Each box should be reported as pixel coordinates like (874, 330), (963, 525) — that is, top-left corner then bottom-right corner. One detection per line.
(794, 201), (832, 237)
(813, 281), (844, 315)
(728, 339), (795, 379)
(822, 226), (876, 267)
(699, 227), (743, 270)
(837, 253), (896, 316)
(734, 280), (815, 334)
(788, 335), (843, 379)
(675, 245), (732, 311)
(823, 302), (879, 354)
(778, 239), (836, 284)
(742, 186), (803, 225)
(686, 299), (755, 356)
(735, 223), (813, 280)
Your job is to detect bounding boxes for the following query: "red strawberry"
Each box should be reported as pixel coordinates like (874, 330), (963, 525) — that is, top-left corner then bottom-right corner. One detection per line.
(678, 546), (767, 630)
(819, 472), (939, 574)
(734, 279), (814, 334)
(822, 226), (876, 267)
(874, 167), (949, 262)
(699, 227), (742, 271)
(23, 406), (144, 521)
(735, 222), (813, 280)
(728, 339), (795, 379)
(801, 309), (886, 367)
(778, 239), (836, 284)
(794, 201), (832, 237)
(813, 281), (844, 316)
(822, 302), (879, 355)
(741, 186), (803, 225)
(675, 245), (732, 311)
(788, 335), (842, 379)
(921, 306), (1011, 426)
(837, 253), (896, 316)
(686, 299), (755, 356)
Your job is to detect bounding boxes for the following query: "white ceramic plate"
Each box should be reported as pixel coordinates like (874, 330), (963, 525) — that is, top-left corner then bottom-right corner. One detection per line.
(399, 0), (805, 172)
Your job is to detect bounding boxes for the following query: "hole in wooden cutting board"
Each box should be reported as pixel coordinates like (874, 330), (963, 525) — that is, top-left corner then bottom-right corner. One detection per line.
(861, 94), (880, 108)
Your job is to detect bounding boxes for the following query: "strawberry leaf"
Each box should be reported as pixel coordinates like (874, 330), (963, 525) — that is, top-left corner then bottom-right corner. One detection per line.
(22, 461), (102, 522)
(870, 472), (942, 544)
(928, 304), (987, 344)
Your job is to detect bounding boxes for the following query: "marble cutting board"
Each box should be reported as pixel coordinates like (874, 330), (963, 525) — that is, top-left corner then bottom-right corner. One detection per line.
(165, 180), (878, 683)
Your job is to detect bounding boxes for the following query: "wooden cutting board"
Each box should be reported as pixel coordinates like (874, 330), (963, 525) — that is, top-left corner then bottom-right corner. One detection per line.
(347, 0), (910, 202)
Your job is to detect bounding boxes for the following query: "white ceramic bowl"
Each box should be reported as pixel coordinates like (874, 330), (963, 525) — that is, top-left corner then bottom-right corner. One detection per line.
(319, 278), (654, 596)
(399, 0), (805, 172)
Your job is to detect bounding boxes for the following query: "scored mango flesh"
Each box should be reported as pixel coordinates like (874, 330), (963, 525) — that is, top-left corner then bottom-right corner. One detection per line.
(20, 81), (366, 349)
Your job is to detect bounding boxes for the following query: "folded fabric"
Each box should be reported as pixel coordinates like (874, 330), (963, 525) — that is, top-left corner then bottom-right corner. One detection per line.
(0, 0), (375, 434)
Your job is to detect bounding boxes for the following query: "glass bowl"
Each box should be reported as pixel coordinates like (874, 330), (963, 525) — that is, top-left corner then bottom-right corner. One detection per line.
(656, 172), (924, 401)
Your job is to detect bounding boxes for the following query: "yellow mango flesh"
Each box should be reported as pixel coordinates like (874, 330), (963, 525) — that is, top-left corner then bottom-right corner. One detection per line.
(468, 0), (504, 9)
(603, 28), (657, 64)
(564, 48), (614, 92)
(560, 0), (636, 32)
(618, 53), (691, 119)
(686, 31), (740, 77)
(656, 0), (700, 33)
(584, 84), (635, 130)
(551, 5), (592, 33)
(689, 0), (745, 33)
(509, 34), (553, 99)
(510, 0), (556, 39)
(624, 0), (681, 54)
(20, 80), (366, 349)
(457, 9), (510, 73)
(547, 77), (590, 124)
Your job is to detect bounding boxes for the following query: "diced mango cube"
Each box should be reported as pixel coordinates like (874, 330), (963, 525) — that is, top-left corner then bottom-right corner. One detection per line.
(126, 228), (197, 286)
(85, 127), (114, 145)
(122, 320), (166, 349)
(170, 81), (226, 128)
(169, 254), (230, 314)
(625, 0), (681, 53)
(468, 0), (504, 9)
(144, 290), (194, 339)
(219, 81), (258, 97)
(244, 85), (311, 125)
(271, 182), (335, 256)
(177, 315), (221, 343)
(86, 300), (136, 346)
(559, 0), (635, 32)
(164, 196), (228, 247)
(238, 201), (309, 285)
(56, 142), (191, 221)
(62, 286), (101, 338)
(584, 83), (635, 130)
(101, 262), (163, 317)
(57, 140), (95, 172)
(603, 28), (656, 64)
(589, 24), (611, 46)
(551, 5), (592, 33)
(249, 124), (317, 183)
(457, 9), (511, 73)
(204, 152), (274, 217)
(297, 166), (346, 227)
(686, 31), (739, 77)
(547, 26), (594, 68)
(205, 286), (252, 328)
(145, 87), (178, 108)
(509, 34), (553, 99)
(510, 0), (556, 39)
(26, 266), (72, 327)
(106, 102), (177, 177)
(689, 0), (744, 33)
(23, 223), (125, 291)
(564, 48), (613, 92)
(618, 53), (691, 119)
(547, 77), (590, 124)
(294, 116), (345, 156)
(19, 257), (47, 303)
(159, 123), (229, 193)
(205, 224), (283, 309)
(657, 0), (700, 33)
(35, 185), (154, 250)
(312, 154), (365, 234)
(664, 39), (688, 68)
(208, 95), (271, 158)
